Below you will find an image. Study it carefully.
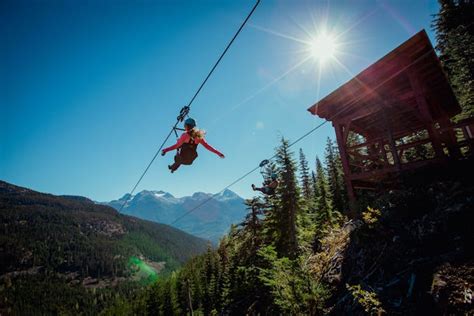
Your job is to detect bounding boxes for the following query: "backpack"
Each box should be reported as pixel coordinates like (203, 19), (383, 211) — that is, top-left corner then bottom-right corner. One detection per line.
(177, 135), (198, 165)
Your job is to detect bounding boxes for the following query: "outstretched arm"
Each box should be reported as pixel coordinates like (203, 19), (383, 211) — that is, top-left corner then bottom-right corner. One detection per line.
(199, 138), (224, 157)
(162, 133), (188, 154)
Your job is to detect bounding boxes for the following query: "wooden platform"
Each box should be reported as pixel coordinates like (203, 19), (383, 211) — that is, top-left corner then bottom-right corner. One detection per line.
(307, 30), (473, 205)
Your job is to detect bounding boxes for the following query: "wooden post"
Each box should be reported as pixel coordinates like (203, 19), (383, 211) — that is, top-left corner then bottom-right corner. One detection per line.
(380, 141), (389, 166)
(439, 118), (461, 159)
(427, 124), (446, 159)
(334, 122), (356, 209)
(383, 110), (401, 171)
(406, 66), (446, 159)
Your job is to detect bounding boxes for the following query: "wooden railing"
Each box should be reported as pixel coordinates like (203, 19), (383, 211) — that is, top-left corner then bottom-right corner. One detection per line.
(345, 117), (474, 178)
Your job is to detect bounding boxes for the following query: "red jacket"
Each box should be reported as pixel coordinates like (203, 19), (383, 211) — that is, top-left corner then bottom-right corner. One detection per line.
(162, 133), (224, 157)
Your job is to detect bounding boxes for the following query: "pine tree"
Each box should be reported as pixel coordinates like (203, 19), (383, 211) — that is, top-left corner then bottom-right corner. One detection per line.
(217, 236), (232, 310)
(315, 156), (333, 227)
(240, 198), (264, 256)
(160, 279), (174, 315)
(260, 162), (281, 247)
(273, 138), (302, 259)
(298, 149), (313, 201)
(201, 245), (218, 315)
(324, 138), (347, 214)
(432, 0), (474, 120)
(311, 170), (318, 204)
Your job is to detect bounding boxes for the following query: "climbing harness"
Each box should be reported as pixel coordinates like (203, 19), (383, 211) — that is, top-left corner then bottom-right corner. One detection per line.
(176, 136), (198, 165)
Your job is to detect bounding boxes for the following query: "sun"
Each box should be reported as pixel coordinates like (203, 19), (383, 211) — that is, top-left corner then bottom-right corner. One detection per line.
(309, 33), (337, 63)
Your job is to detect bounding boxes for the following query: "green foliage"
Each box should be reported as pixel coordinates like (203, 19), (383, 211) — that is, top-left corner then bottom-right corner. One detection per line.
(120, 136), (351, 315)
(299, 148), (313, 201)
(313, 155), (342, 247)
(314, 157), (332, 219)
(0, 274), (146, 315)
(258, 246), (329, 315)
(0, 181), (207, 314)
(297, 149), (318, 250)
(432, 0), (474, 120)
(271, 138), (302, 259)
(346, 284), (385, 315)
(0, 135), (359, 315)
(362, 207), (382, 228)
(324, 138), (348, 214)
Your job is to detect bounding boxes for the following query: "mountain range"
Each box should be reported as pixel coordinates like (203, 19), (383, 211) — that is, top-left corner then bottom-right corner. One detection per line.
(104, 189), (247, 243)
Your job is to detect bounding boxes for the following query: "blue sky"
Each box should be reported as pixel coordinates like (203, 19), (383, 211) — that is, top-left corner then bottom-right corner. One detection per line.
(1, 0), (440, 201)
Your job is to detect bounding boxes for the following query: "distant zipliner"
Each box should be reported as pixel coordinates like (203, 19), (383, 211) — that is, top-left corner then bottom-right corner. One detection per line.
(251, 160), (279, 195)
(161, 118), (224, 173)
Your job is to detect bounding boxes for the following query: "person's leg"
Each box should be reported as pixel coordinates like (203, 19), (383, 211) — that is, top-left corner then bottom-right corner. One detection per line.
(169, 155), (182, 172)
(262, 187), (274, 195)
(253, 186), (265, 193)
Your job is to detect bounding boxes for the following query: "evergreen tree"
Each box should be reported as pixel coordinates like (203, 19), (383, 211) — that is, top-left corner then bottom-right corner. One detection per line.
(314, 156), (333, 228)
(311, 170), (318, 204)
(160, 279), (174, 315)
(324, 138), (347, 214)
(315, 157), (332, 218)
(217, 235), (232, 310)
(432, 0), (474, 120)
(145, 283), (161, 315)
(201, 245), (218, 315)
(274, 138), (302, 259)
(260, 162), (281, 247)
(240, 198), (264, 256)
(298, 149), (313, 201)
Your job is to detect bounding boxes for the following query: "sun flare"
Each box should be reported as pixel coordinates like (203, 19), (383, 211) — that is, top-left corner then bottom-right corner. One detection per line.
(309, 33), (337, 63)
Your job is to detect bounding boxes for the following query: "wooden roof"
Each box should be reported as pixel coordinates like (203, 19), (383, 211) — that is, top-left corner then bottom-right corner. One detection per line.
(307, 30), (460, 137)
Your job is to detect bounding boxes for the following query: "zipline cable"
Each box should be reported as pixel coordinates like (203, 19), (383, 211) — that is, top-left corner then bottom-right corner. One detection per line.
(170, 48), (435, 224)
(186, 0), (261, 109)
(118, 0), (261, 212)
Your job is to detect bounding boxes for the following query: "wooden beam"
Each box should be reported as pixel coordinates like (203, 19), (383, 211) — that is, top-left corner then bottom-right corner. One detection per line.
(348, 156), (445, 182)
(343, 120), (352, 144)
(395, 138), (431, 151)
(405, 62), (447, 159)
(383, 109), (402, 171)
(438, 118), (462, 159)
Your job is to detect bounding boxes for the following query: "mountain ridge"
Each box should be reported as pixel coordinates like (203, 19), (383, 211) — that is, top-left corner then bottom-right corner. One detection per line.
(104, 188), (247, 243)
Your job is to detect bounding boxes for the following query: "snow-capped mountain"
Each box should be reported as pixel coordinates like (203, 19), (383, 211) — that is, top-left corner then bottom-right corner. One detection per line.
(105, 189), (246, 243)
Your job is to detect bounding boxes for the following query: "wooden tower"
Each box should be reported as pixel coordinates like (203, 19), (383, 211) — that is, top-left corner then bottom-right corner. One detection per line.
(307, 30), (474, 204)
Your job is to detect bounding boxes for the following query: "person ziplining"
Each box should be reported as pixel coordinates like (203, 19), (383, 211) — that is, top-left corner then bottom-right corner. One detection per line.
(252, 172), (279, 195)
(161, 118), (225, 173)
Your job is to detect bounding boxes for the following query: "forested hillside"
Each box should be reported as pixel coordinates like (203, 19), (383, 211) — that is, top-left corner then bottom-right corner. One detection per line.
(114, 137), (473, 315)
(0, 181), (208, 314)
(107, 137), (348, 314)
